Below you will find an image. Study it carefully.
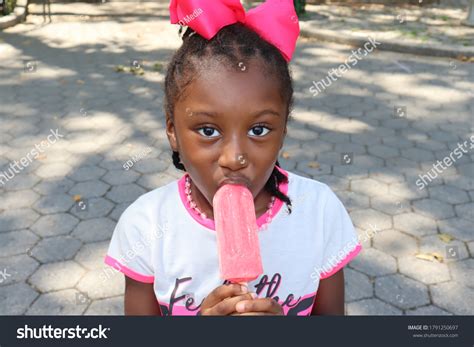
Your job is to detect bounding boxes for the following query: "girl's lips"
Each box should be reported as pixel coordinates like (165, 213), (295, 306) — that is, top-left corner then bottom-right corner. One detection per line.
(218, 177), (251, 190)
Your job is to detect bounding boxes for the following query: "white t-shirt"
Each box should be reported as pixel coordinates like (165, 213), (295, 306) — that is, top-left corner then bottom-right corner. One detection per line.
(105, 166), (361, 316)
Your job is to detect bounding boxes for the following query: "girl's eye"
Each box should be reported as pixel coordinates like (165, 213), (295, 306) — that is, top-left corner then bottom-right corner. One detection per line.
(197, 127), (220, 138)
(249, 125), (270, 137)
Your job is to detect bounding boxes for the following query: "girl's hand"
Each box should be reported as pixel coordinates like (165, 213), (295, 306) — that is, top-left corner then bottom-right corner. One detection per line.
(232, 297), (284, 316)
(200, 283), (256, 316)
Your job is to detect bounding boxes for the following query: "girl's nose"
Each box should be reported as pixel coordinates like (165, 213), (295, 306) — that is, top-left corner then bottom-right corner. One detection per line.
(217, 137), (248, 171)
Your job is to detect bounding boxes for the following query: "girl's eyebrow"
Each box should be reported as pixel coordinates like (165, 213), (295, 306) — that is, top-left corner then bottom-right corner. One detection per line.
(190, 109), (281, 118)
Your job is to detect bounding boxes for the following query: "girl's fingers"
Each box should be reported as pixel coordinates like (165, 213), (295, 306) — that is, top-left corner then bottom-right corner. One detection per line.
(206, 293), (255, 316)
(235, 298), (283, 315)
(202, 283), (248, 310)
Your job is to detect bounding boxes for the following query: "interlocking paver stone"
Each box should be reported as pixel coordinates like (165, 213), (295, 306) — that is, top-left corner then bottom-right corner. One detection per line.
(29, 261), (85, 292)
(412, 198), (456, 220)
(419, 235), (470, 262)
(0, 230), (39, 257)
(455, 202), (474, 221)
(33, 193), (75, 214)
(448, 259), (474, 288)
(349, 248), (397, 277)
(430, 282), (474, 315)
(85, 296), (124, 315)
(344, 268), (373, 302)
(428, 185), (470, 205)
(26, 289), (87, 315)
(351, 178), (389, 197)
(72, 218), (116, 243)
(67, 166), (106, 182)
(35, 163), (73, 179)
(0, 283), (38, 314)
(346, 298), (402, 315)
(393, 213), (438, 237)
(102, 169), (140, 186)
(375, 274), (430, 310)
(30, 213), (79, 237)
(31, 236), (82, 263)
(106, 183), (146, 203)
(0, 190), (40, 210)
(437, 218), (473, 242)
(373, 229), (418, 258)
(398, 256), (450, 285)
(0, 208), (40, 232)
(349, 209), (392, 231)
(405, 305), (452, 315)
(76, 268), (124, 300)
(0, 254), (39, 286)
(75, 241), (109, 270)
(69, 180), (110, 198)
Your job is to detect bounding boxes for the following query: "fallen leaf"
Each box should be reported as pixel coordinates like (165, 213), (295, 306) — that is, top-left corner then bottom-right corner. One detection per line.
(76, 80), (85, 85)
(281, 151), (290, 159)
(115, 65), (126, 73)
(130, 67), (145, 76)
(307, 161), (320, 169)
(438, 233), (454, 243)
(415, 252), (444, 263)
(153, 62), (163, 72)
(73, 195), (82, 202)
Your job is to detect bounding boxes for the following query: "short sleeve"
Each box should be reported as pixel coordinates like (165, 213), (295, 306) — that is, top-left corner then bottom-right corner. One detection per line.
(104, 203), (155, 283)
(318, 187), (362, 280)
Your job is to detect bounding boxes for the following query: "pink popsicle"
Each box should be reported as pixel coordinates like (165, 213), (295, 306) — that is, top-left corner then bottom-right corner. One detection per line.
(213, 184), (263, 283)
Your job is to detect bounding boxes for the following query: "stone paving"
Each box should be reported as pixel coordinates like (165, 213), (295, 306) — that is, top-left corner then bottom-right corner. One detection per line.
(0, 2), (473, 315)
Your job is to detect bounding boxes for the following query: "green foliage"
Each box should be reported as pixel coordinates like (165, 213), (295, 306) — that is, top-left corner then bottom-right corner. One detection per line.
(293, 0), (306, 17)
(2, 0), (17, 15)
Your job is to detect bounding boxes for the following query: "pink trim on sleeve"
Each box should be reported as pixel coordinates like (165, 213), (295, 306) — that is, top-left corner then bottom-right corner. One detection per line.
(320, 244), (362, 280)
(104, 255), (155, 283)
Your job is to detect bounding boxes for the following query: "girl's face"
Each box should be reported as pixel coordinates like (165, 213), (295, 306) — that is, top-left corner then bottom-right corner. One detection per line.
(166, 58), (287, 213)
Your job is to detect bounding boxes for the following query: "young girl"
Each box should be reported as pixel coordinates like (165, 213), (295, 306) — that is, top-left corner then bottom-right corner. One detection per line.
(105, 0), (361, 316)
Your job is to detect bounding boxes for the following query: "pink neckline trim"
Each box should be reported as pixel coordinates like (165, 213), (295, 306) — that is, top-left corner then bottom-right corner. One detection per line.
(177, 166), (289, 231)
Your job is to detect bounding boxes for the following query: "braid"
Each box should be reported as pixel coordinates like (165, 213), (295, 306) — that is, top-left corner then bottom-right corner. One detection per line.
(165, 23), (294, 213)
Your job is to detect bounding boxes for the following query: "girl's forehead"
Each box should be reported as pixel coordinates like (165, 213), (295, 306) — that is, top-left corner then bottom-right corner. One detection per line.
(180, 59), (284, 110)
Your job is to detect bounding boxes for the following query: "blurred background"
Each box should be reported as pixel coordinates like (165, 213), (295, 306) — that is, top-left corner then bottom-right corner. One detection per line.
(0, 0), (473, 315)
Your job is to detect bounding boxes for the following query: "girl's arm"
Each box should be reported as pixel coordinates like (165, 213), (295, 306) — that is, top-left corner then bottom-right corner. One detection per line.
(310, 269), (345, 315)
(124, 276), (162, 315)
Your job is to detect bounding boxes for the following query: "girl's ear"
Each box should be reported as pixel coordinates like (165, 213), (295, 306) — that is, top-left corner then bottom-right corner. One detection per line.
(166, 115), (179, 152)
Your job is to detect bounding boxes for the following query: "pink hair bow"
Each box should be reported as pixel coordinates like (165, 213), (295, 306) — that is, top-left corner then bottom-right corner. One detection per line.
(169, 0), (300, 62)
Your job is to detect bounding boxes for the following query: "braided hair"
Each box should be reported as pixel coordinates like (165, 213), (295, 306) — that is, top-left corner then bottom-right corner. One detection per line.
(164, 23), (293, 213)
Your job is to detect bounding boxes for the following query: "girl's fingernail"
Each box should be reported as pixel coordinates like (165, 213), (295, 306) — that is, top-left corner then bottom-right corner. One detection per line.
(236, 302), (246, 312)
(250, 293), (258, 299)
(240, 285), (248, 293)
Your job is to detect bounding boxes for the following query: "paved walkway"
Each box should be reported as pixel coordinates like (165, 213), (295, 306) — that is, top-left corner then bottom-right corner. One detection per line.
(0, 2), (473, 315)
(301, 3), (474, 57)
